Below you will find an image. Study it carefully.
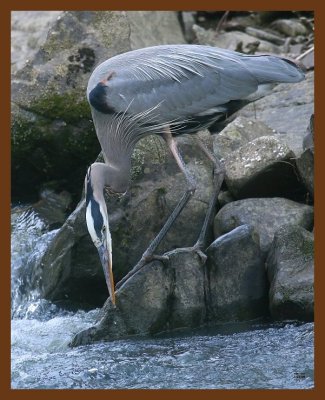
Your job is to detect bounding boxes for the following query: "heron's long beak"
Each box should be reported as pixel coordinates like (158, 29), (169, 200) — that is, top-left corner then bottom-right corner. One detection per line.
(97, 238), (116, 306)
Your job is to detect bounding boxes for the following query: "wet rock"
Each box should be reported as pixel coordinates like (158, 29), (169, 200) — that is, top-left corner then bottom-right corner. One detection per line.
(70, 248), (205, 345)
(223, 135), (304, 199)
(213, 116), (276, 161)
(70, 259), (173, 345)
(32, 189), (72, 229)
(206, 225), (268, 321)
(239, 72), (314, 157)
(271, 19), (308, 37)
(166, 249), (206, 329)
(267, 225), (314, 321)
(11, 11), (185, 202)
(213, 198), (313, 254)
(193, 25), (281, 53)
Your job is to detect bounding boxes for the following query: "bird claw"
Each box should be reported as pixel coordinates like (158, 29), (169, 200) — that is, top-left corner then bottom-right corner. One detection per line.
(180, 245), (207, 265)
(142, 253), (170, 264)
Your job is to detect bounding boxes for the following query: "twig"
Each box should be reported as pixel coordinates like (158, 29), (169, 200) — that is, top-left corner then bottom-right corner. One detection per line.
(216, 11), (230, 33)
(295, 46), (314, 61)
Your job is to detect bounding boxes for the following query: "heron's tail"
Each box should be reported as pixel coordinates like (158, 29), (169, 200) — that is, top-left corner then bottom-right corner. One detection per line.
(243, 54), (305, 84)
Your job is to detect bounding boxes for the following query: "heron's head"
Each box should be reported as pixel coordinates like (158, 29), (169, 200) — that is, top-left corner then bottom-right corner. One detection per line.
(85, 165), (115, 306)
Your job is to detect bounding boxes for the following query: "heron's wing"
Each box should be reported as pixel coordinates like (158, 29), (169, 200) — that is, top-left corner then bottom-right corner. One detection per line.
(88, 45), (262, 123)
(88, 45), (304, 162)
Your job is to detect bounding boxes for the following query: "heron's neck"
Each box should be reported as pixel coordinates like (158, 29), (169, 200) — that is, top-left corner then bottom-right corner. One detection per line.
(91, 161), (130, 195)
(92, 109), (148, 171)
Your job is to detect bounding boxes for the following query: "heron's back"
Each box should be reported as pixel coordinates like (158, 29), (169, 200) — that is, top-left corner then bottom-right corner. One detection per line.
(88, 44), (305, 133)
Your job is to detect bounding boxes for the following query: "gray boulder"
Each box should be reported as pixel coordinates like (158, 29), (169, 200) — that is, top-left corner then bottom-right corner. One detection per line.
(213, 116), (276, 161)
(11, 11), (61, 73)
(239, 72), (314, 157)
(206, 225), (268, 321)
(70, 248), (205, 345)
(267, 225), (314, 321)
(223, 135), (303, 199)
(166, 249), (206, 329)
(213, 198), (313, 254)
(127, 11), (185, 49)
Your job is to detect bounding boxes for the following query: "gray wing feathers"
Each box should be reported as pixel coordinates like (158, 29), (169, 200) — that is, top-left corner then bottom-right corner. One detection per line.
(87, 44), (304, 122)
(242, 55), (305, 83)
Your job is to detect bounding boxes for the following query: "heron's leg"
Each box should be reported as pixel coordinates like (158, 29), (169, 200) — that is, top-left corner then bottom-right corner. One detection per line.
(116, 128), (197, 290)
(192, 135), (225, 249)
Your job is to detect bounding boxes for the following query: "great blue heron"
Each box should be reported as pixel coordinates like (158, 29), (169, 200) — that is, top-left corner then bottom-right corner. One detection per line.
(84, 44), (305, 305)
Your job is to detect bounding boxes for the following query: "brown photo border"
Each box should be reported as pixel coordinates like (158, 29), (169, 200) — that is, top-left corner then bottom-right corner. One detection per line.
(1, 0), (322, 398)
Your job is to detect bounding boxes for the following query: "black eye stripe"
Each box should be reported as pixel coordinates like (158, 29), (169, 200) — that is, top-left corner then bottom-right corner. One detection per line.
(88, 83), (116, 114)
(91, 198), (104, 239)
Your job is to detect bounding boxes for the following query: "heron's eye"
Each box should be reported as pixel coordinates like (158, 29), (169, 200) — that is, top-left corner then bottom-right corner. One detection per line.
(102, 225), (106, 233)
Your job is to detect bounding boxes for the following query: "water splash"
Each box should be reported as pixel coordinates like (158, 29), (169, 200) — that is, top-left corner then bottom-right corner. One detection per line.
(11, 206), (58, 319)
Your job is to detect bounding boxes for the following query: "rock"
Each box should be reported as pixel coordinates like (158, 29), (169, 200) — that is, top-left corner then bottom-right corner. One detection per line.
(11, 11), (61, 73)
(303, 114), (314, 152)
(206, 225), (268, 321)
(217, 191), (235, 207)
(70, 259), (173, 345)
(239, 72), (314, 156)
(213, 116), (276, 161)
(127, 11), (186, 49)
(11, 11), (185, 202)
(245, 27), (285, 46)
(180, 11), (197, 42)
(271, 19), (308, 37)
(193, 26), (281, 53)
(213, 198), (314, 254)
(166, 249), (206, 329)
(70, 248), (205, 345)
(223, 135), (305, 199)
(296, 149), (314, 197)
(267, 225), (314, 321)
(298, 115), (314, 196)
(32, 189), (72, 229)
(256, 12), (295, 24)
(34, 134), (214, 307)
(222, 14), (259, 32)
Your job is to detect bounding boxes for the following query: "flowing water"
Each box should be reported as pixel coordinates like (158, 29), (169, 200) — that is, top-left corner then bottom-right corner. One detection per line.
(11, 206), (314, 389)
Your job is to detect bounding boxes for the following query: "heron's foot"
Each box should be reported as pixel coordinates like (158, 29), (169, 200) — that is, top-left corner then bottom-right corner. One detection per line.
(180, 244), (207, 265)
(141, 253), (170, 264)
